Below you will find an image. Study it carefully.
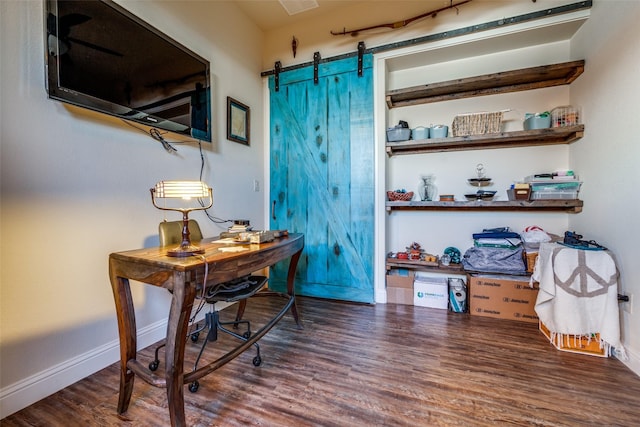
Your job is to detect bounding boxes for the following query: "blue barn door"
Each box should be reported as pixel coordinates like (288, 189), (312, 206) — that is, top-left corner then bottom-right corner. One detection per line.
(268, 54), (374, 303)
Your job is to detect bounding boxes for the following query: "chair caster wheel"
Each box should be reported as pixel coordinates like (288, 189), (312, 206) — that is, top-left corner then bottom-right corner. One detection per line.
(190, 332), (200, 342)
(188, 381), (200, 393)
(242, 331), (251, 339)
(253, 356), (262, 367)
(149, 360), (159, 371)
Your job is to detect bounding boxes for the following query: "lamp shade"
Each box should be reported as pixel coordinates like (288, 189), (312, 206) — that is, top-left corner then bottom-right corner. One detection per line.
(152, 180), (210, 199)
(151, 181), (213, 212)
(150, 180), (213, 257)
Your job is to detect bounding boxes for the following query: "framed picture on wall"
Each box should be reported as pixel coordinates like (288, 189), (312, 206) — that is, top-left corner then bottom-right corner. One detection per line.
(227, 97), (250, 145)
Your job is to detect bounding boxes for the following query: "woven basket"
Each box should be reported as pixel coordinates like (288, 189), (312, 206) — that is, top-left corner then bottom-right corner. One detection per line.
(452, 111), (503, 136)
(525, 251), (539, 273)
(387, 191), (414, 201)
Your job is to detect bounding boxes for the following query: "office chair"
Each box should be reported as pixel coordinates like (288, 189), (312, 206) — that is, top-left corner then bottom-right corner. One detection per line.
(159, 218), (204, 247)
(149, 220), (268, 393)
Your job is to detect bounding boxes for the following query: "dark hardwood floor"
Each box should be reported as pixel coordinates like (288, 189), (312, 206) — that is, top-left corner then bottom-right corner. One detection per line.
(3, 296), (640, 426)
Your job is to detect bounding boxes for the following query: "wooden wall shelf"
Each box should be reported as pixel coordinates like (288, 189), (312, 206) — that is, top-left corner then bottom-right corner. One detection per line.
(386, 125), (584, 156)
(386, 199), (583, 213)
(386, 258), (465, 276)
(385, 60), (585, 109)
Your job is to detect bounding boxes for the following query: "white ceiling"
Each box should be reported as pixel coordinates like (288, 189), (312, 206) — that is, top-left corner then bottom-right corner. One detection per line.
(231, 1), (508, 33)
(233, 0), (368, 31)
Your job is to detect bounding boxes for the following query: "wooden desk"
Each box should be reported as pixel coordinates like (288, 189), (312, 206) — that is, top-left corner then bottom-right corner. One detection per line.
(109, 233), (304, 426)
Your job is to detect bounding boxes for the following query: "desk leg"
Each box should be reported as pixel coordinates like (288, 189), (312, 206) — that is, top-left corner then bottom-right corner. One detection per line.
(111, 276), (137, 414)
(287, 249), (303, 328)
(165, 271), (197, 427)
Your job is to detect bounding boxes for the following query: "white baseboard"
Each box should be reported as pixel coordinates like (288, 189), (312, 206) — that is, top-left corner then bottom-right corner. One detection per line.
(0, 307), (216, 419)
(619, 345), (640, 378)
(0, 319), (167, 419)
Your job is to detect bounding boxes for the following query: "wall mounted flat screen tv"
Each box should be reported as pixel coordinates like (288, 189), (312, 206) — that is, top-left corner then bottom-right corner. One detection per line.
(45, 0), (211, 142)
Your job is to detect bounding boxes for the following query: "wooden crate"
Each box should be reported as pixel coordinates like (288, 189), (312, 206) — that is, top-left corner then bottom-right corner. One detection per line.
(539, 322), (608, 357)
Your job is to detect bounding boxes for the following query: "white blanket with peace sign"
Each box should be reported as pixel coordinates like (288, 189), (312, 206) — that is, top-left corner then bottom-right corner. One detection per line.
(532, 242), (625, 358)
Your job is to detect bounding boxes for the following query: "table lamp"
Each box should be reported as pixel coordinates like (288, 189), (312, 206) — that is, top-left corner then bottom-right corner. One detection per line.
(150, 180), (213, 257)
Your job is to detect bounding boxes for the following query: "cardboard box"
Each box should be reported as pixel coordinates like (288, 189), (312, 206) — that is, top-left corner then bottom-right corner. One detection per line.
(539, 321), (608, 357)
(507, 188), (531, 201)
(386, 269), (414, 304)
(414, 276), (448, 309)
(386, 268), (414, 289)
(386, 287), (414, 305)
(469, 275), (539, 323)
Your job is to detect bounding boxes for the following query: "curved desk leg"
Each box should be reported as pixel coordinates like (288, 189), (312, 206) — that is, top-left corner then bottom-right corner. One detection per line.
(165, 271), (197, 427)
(110, 276), (137, 415)
(287, 248), (304, 329)
(235, 248), (303, 328)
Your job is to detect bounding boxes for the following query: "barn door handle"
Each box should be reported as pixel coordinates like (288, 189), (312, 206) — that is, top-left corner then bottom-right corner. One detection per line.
(272, 200), (277, 220)
(333, 242), (341, 256)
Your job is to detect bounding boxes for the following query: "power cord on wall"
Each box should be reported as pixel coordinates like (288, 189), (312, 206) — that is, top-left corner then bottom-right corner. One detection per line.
(150, 128), (178, 153)
(197, 140), (234, 227)
(123, 118), (234, 226)
(121, 119), (192, 153)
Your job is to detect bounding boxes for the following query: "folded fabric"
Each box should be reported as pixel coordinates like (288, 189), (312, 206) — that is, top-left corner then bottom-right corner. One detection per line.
(474, 238), (522, 249)
(472, 231), (521, 240)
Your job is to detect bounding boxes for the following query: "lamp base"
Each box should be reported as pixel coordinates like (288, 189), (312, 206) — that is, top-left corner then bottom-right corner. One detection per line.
(166, 244), (205, 257)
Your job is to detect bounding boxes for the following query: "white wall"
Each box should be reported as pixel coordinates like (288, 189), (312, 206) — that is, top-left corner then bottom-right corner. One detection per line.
(568, 0), (640, 376)
(0, 0), (265, 417)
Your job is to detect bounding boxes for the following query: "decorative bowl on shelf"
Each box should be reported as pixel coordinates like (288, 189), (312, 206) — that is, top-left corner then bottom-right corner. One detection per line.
(467, 177), (492, 187)
(465, 190), (497, 201)
(387, 191), (414, 201)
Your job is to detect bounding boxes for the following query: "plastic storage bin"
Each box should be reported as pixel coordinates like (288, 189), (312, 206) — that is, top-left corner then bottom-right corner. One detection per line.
(386, 127), (411, 142)
(530, 181), (582, 192)
(411, 126), (429, 140)
(530, 190), (579, 200)
(430, 124), (448, 138)
(523, 113), (551, 130)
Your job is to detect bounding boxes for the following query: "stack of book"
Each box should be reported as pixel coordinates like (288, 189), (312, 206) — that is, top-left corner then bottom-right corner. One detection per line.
(228, 220), (253, 233)
(473, 230), (522, 249)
